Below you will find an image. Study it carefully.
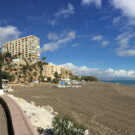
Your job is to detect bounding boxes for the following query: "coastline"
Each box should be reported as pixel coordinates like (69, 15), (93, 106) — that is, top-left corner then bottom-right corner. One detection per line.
(8, 82), (135, 135)
(101, 80), (135, 86)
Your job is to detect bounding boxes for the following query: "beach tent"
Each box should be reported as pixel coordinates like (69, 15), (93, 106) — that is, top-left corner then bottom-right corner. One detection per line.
(60, 81), (65, 85)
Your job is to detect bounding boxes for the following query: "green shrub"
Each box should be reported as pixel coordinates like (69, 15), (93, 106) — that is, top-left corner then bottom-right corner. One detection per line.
(81, 76), (98, 82)
(33, 72), (37, 77)
(52, 115), (88, 135)
(39, 75), (45, 82)
(47, 77), (51, 82)
(52, 79), (59, 84)
(9, 75), (15, 82)
(2, 71), (15, 82)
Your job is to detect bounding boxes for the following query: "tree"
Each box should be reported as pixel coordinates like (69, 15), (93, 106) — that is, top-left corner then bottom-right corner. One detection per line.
(47, 77), (51, 82)
(12, 54), (17, 59)
(41, 57), (46, 62)
(2, 71), (15, 82)
(29, 75), (33, 83)
(54, 71), (60, 83)
(38, 61), (43, 76)
(29, 65), (33, 71)
(0, 47), (13, 89)
(81, 76), (98, 82)
(39, 75), (44, 82)
(33, 72), (37, 78)
(70, 74), (80, 80)
(18, 52), (22, 58)
(9, 75), (15, 82)
(65, 70), (67, 78)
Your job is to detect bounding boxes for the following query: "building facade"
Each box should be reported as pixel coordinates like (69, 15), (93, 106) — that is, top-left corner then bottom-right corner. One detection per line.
(61, 67), (72, 79)
(43, 64), (72, 80)
(43, 64), (62, 79)
(3, 35), (40, 62)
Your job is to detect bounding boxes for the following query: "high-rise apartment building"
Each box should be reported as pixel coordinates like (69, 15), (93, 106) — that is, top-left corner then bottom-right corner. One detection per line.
(3, 35), (40, 62)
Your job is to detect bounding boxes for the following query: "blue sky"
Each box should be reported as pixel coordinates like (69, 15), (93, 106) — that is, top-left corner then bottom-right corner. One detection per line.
(1, 0), (135, 79)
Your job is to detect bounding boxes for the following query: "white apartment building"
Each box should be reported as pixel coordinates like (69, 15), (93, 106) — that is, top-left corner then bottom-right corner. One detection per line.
(3, 35), (40, 62)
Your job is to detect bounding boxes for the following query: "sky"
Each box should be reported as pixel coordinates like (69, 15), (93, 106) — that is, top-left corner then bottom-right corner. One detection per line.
(0, 0), (135, 79)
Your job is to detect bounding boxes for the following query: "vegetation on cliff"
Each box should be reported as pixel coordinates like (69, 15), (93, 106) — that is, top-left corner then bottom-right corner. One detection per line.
(81, 76), (98, 82)
(2, 71), (15, 82)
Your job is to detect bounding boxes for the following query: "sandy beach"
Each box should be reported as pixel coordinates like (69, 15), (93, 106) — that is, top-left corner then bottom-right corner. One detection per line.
(9, 82), (135, 135)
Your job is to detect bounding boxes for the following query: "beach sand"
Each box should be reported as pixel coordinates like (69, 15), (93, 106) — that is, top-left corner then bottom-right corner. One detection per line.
(9, 82), (135, 135)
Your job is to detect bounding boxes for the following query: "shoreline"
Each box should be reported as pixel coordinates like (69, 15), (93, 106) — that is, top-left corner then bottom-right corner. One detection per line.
(8, 80), (135, 87)
(100, 80), (135, 86)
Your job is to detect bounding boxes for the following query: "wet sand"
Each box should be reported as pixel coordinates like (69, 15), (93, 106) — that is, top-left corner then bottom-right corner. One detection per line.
(9, 82), (135, 135)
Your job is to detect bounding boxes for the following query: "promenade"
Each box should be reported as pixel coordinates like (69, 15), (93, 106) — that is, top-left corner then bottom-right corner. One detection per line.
(0, 95), (38, 135)
(0, 103), (8, 135)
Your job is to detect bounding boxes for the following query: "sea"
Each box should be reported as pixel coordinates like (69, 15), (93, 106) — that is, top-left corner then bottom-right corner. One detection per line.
(101, 80), (135, 86)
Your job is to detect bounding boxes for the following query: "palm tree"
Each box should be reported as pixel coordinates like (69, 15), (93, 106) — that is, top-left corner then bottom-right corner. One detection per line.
(0, 50), (12, 89)
(65, 70), (68, 79)
(18, 52), (22, 58)
(7, 64), (12, 69)
(29, 54), (32, 60)
(41, 57), (48, 65)
(32, 64), (36, 70)
(33, 72), (37, 78)
(13, 54), (17, 59)
(54, 71), (60, 83)
(41, 57), (46, 62)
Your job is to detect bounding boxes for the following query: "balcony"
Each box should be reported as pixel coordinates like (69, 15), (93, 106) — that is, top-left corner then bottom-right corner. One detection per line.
(32, 50), (36, 53)
(37, 53), (40, 56)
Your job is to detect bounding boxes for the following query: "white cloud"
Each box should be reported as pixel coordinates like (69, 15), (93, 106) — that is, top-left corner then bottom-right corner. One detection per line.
(55, 3), (75, 18)
(60, 63), (135, 78)
(101, 41), (109, 47)
(48, 3), (75, 25)
(111, 0), (135, 18)
(82, 0), (102, 7)
(92, 35), (109, 47)
(48, 19), (57, 26)
(47, 32), (58, 40)
(72, 43), (79, 48)
(41, 31), (76, 53)
(92, 35), (103, 41)
(0, 25), (21, 46)
(115, 31), (135, 48)
(111, 1), (135, 56)
(112, 16), (121, 24)
(116, 49), (135, 57)
(48, 62), (55, 65)
(115, 31), (135, 56)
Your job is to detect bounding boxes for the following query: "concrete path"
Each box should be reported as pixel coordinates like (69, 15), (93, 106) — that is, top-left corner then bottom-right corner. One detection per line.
(0, 95), (38, 135)
(0, 103), (9, 135)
